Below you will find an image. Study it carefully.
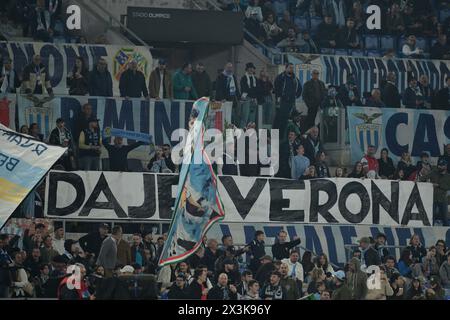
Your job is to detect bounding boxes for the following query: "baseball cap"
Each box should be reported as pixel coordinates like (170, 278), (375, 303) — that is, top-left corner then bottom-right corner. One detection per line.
(120, 265), (135, 274)
(333, 270), (346, 281)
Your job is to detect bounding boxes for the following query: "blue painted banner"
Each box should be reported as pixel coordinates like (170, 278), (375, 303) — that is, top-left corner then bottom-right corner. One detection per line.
(207, 222), (450, 267)
(0, 41), (153, 96)
(347, 106), (450, 164)
(287, 54), (450, 96)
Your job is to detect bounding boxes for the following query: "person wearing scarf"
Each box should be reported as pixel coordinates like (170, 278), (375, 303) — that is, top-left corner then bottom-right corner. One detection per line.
(215, 62), (241, 125)
(0, 57), (20, 94)
(403, 76), (425, 109)
(240, 62), (259, 128)
(21, 54), (53, 96)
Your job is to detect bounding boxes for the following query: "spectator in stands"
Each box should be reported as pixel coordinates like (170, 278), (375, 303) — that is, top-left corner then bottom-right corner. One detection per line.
(366, 268), (393, 300)
(79, 223), (109, 259)
(0, 57), (20, 94)
(431, 34), (450, 60)
(291, 144), (310, 180)
(22, 54), (53, 96)
(316, 14), (339, 49)
(295, 0), (323, 19)
(74, 103), (94, 143)
(97, 225), (122, 278)
(29, 123), (44, 141)
(10, 250), (33, 298)
(191, 62), (212, 98)
(440, 254), (450, 289)
(255, 255), (275, 285)
(148, 59), (172, 100)
(148, 146), (170, 173)
(384, 256), (399, 280)
(416, 152), (432, 175)
(366, 89), (386, 107)
(397, 248), (415, 278)
(278, 130), (299, 178)
(321, 86), (343, 142)
(217, 258), (241, 286)
(349, 0), (364, 30)
(419, 158), (450, 226)
(281, 250), (304, 284)
(361, 145), (379, 178)
(201, 239), (219, 275)
(247, 230), (265, 274)
(239, 279), (260, 300)
(331, 270), (352, 300)
(279, 262), (301, 300)
(0, 234), (12, 298)
(52, 223), (65, 255)
(397, 152), (415, 180)
(102, 136), (144, 172)
(337, 75), (361, 107)
(286, 109), (302, 137)
(347, 257), (368, 300)
(31, 0), (53, 42)
(207, 273), (238, 300)
(386, 2), (405, 34)
(323, 0), (347, 27)
(162, 144), (176, 172)
(300, 30), (320, 54)
(315, 151), (331, 178)
(302, 69), (326, 132)
(49, 118), (75, 170)
(403, 76), (425, 109)
(278, 11), (298, 38)
(168, 272), (188, 299)
(67, 56), (88, 96)
(307, 267), (326, 294)
(404, 277), (424, 300)
(215, 62), (241, 124)
(187, 267), (209, 299)
(227, 0), (243, 12)
(434, 76), (450, 110)
(261, 271), (286, 300)
(402, 35), (424, 59)
(380, 72), (401, 108)
(359, 237), (381, 269)
(417, 75), (434, 109)
(256, 69), (274, 125)
(88, 58), (113, 97)
(130, 234), (146, 268)
(78, 118), (102, 171)
(245, 0), (265, 41)
(271, 230), (301, 261)
(262, 13), (283, 46)
(315, 253), (334, 274)
(116, 234), (131, 266)
(40, 235), (59, 264)
(302, 126), (322, 165)
(334, 167), (346, 177)
(435, 240), (447, 266)
(338, 18), (360, 49)
(423, 246), (440, 278)
(240, 62), (259, 128)
(378, 148), (395, 179)
(273, 63), (302, 140)
(119, 60), (148, 98)
(24, 247), (42, 278)
(276, 27), (307, 53)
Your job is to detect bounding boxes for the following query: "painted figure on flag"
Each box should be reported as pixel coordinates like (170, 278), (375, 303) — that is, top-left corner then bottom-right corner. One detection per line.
(159, 98), (225, 266)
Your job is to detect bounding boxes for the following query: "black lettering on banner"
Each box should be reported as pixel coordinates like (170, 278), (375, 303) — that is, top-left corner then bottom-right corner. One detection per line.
(79, 173), (127, 217)
(309, 179), (338, 223)
(157, 174), (179, 219)
(47, 171), (85, 216)
(338, 181), (370, 223)
(401, 184), (431, 226)
(128, 174), (156, 219)
(269, 179), (305, 222)
(371, 180), (399, 224)
(219, 176), (267, 220)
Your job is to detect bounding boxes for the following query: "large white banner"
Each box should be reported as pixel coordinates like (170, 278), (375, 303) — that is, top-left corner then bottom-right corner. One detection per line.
(0, 125), (66, 229)
(45, 171), (434, 227)
(0, 41), (153, 96)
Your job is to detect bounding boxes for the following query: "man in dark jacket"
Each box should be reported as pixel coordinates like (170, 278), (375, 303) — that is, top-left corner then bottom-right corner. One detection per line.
(273, 63), (302, 141)
(214, 62), (240, 125)
(380, 72), (401, 108)
(240, 62), (259, 128)
(302, 126), (322, 165)
(119, 60), (148, 98)
(216, 259), (241, 286)
(338, 18), (360, 49)
(168, 273), (188, 299)
(207, 273), (238, 300)
(21, 54), (53, 95)
(103, 136), (145, 172)
(248, 230), (266, 274)
(315, 14), (338, 49)
(374, 233), (390, 263)
(337, 76), (362, 107)
(261, 271), (287, 300)
(78, 223), (109, 258)
(272, 230), (301, 261)
(88, 58), (113, 97)
(192, 62), (212, 98)
(255, 255), (276, 285)
(0, 234), (12, 298)
(434, 76), (450, 110)
(49, 118), (76, 170)
(430, 34), (450, 60)
(0, 57), (21, 94)
(302, 69), (326, 132)
(359, 237), (381, 269)
(331, 270), (352, 300)
(403, 76), (425, 109)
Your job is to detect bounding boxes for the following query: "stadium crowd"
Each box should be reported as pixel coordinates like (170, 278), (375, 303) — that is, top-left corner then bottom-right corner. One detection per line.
(1, 221), (449, 300)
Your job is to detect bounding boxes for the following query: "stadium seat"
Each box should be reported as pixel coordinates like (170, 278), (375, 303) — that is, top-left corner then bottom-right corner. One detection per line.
(310, 16), (322, 32)
(380, 35), (396, 52)
(366, 49), (382, 57)
(335, 49), (349, 56)
(439, 9), (450, 22)
(364, 35), (380, 50)
(294, 17), (308, 30)
(351, 49), (365, 57)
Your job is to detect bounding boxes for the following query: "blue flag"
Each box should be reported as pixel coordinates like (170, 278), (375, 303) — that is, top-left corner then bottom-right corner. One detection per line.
(158, 98), (225, 266)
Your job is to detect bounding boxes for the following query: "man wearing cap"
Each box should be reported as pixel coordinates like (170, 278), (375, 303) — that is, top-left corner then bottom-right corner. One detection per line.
(302, 69), (326, 132)
(148, 58), (173, 99)
(78, 117), (102, 171)
(261, 271), (286, 300)
(78, 223), (109, 259)
(331, 270), (352, 300)
(419, 158), (450, 226)
(119, 60), (148, 98)
(49, 118), (76, 170)
(255, 255), (275, 285)
(403, 76), (425, 109)
(240, 62), (259, 128)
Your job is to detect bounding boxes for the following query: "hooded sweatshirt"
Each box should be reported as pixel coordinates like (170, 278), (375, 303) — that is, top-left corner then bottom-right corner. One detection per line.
(346, 257), (368, 300)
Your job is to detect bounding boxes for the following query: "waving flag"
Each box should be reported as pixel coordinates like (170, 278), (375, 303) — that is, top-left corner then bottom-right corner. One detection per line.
(158, 98), (225, 266)
(0, 123), (66, 229)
